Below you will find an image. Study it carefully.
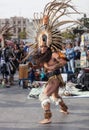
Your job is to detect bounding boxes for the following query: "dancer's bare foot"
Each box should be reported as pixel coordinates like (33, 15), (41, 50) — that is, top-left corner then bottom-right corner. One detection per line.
(60, 109), (69, 114)
(59, 101), (69, 114)
(39, 119), (51, 124)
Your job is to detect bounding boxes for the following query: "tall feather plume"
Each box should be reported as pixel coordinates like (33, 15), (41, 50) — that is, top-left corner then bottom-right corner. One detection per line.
(0, 23), (15, 47)
(26, 0), (80, 60)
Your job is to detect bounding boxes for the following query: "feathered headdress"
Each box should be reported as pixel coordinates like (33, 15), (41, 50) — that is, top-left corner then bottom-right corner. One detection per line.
(0, 23), (15, 47)
(26, 0), (79, 58)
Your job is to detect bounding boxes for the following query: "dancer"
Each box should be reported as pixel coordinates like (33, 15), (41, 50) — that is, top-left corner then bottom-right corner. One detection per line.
(23, 0), (79, 124)
(36, 39), (69, 124)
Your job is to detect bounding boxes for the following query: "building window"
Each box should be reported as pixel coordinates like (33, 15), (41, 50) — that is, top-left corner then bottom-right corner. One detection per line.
(23, 27), (26, 31)
(14, 28), (16, 33)
(5, 20), (9, 24)
(13, 21), (16, 24)
(23, 21), (26, 25)
(18, 21), (21, 24)
(18, 28), (21, 33)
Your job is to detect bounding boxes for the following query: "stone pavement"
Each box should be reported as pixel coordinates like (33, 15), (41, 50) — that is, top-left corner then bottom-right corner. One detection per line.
(0, 82), (89, 130)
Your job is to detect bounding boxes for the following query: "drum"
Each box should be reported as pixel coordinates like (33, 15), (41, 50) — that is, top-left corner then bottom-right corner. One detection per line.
(19, 64), (28, 79)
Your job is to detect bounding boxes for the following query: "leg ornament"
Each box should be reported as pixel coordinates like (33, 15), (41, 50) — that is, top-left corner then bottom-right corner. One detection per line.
(59, 100), (69, 114)
(40, 109), (52, 124)
(44, 110), (52, 119)
(39, 93), (50, 108)
(52, 96), (69, 114)
(39, 93), (52, 124)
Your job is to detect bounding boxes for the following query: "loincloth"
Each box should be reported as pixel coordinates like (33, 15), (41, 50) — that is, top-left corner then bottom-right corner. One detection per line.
(47, 69), (60, 78)
(46, 70), (65, 87)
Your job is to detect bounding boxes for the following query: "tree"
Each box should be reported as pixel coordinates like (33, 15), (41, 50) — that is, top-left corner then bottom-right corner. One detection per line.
(62, 29), (75, 41)
(19, 30), (27, 39)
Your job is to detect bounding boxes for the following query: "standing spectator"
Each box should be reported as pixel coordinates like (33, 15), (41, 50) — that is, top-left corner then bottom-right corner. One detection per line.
(61, 44), (68, 73)
(66, 43), (75, 73)
(74, 42), (81, 60)
(74, 42), (81, 73)
(28, 66), (35, 84)
(0, 42), (16, 86)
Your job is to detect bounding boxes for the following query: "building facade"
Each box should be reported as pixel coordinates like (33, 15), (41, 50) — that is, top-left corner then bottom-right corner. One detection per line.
(0, 16), (31, 39)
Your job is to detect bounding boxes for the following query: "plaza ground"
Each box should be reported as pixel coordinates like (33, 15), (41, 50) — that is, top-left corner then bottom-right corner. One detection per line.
(0, 82), (89, 130)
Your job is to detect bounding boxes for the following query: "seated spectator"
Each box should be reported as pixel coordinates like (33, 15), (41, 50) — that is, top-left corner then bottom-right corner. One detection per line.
(74, 43), (81, 60)
(40, 68), (48, 81)
(28, 67), (35, 84)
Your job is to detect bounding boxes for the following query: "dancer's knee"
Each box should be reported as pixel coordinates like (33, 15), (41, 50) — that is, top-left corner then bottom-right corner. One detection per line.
(39, 93), (50, 109)
(52, 96), (62, 105)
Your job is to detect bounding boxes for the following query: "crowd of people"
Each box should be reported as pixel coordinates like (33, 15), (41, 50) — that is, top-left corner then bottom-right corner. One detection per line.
(0, 39), (89, 87)
(0, 40), (27, 87)
(61, 41), (89, 73)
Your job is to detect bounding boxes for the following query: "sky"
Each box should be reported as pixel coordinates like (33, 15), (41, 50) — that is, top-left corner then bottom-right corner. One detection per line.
(0, 0), (89, 20)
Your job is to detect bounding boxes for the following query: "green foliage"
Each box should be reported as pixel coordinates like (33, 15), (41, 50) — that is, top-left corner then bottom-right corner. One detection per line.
(19, 31), (26, 39)
(62, 30), (75, 41)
